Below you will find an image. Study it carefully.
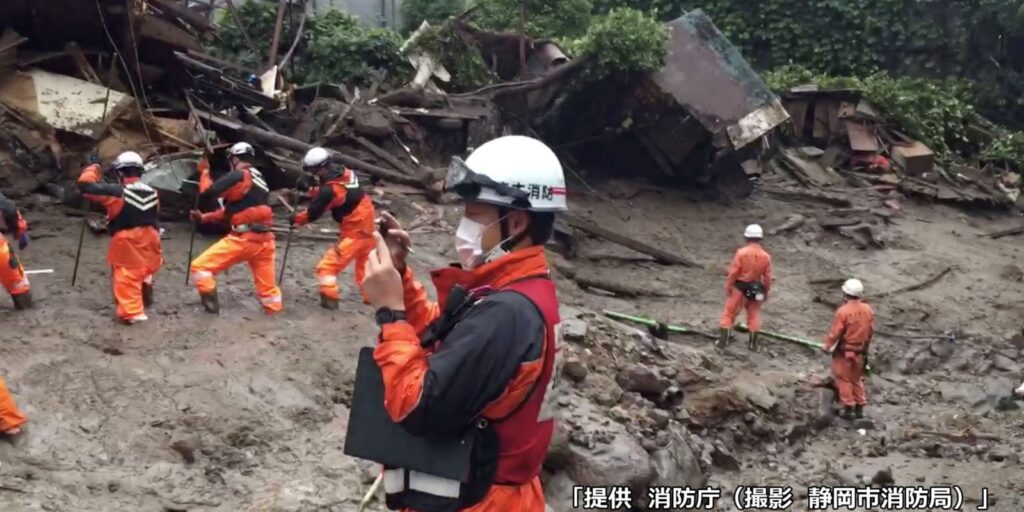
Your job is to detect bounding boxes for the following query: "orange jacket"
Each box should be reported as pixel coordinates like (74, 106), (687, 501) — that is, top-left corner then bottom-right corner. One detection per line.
(78, 165), (163, 269)
(199, 161), (274, 241)
(198, 155), (214, 193)
(823, 299), (875, 353)
(726, 242), (772, 293)
(293, 171), (375, 239)
(375, 247), (553, 511)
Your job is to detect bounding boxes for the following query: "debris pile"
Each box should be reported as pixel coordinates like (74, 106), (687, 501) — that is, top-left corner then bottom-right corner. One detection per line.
(775, 85), (1023, 209)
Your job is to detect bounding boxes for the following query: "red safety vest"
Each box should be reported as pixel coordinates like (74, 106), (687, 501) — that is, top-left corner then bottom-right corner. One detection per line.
(491, 277), (561, 483)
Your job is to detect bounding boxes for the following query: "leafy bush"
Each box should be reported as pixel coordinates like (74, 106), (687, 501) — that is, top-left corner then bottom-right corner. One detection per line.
(212, 1), (406, 87)
(401, 0), (465, 34)
(408, 25), (498, 91)
(572, 7), (668, 78)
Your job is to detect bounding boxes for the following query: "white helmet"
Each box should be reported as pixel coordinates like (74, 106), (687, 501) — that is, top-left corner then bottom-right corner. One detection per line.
(744, 224), (764, 239)
(228, 142), (255, 156)
(842, 278), (864, 297)
(303, 147), (330, 169)
(112, 151), (144, 171)
(448, 135), (567, 212)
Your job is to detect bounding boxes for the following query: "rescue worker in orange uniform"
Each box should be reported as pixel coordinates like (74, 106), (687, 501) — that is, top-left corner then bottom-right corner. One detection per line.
(360, 135), (567, 511)
(717, 224), (773, 351)
(189, 142), (282, 315)
(0, 191), (31, 310)
(78, 151), (163, 324)
(290, 147), (376, 309)
(822, 278), (875, 420)
(0, 372), (27, 436)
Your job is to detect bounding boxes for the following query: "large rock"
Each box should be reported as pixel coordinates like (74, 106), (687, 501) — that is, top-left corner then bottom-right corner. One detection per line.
(616, 364), (672, 396)
(733, 379), (778, 411)
(651, 425), (706, 490)
(581, 373), (623, 406)
(562, 319), (589, 343)
(566, 430), (655, 493)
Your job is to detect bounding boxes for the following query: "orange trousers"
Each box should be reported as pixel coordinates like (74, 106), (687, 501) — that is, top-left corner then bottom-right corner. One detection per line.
(719, 288), (762, 331)
(0, 238), (29, 298)
(399, 476), (544, 512)
(832, 352), (867, 407)
(0, 373), (27, 433)
(190, 235), (283, 314)
(315, 236), (375, 301)
(110, 265), (159, 322)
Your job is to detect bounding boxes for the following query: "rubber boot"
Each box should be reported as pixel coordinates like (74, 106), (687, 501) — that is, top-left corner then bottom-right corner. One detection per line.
(747, 332), (759, 352)
(11, 291), (31, 310)
(839, 406), (855, 420)
(715, 328), (731, 348)
(143, 283), (154, 308)
(320, 293), (339, 310)
(200, 291), (219, 314)
(853, 405), (864, 419)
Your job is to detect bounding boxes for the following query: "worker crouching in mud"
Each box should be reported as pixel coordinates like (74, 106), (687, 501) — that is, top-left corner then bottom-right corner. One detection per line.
(822, 279), (875, 420)
(189, 142), (282, 315)
(0, 191), (31, 310)
(290, 147), (377, 309)
(360, 135), (567, 511)
(78, 151), (163, 325)
(717, 224), (773, 351)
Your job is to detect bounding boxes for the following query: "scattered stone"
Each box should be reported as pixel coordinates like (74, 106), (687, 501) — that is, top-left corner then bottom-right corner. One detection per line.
(852, 418), (876, 430)
(616, 364), (672, 396)
(710, 440), (740, 471)
(563, 357), (588, 383)
(928, 341), (954, 360)
(108, 481), (120, 493)
(562, 319), (589, 343)
(991, 353), (1018, 373)
(641, 438), (659, 453)
(556, 395), (573, 408)
(620, 392), (644, 407)
(999, 264), (1024, 282)
(988, 447), (1018, 463)
(915, 475), (926, 482)
(673, 407), (691, 423)
(651, 425), (706, 489)
(581, 374), (623, 406)
(751, 420), (773, 439)
(648, 408), (671, 429)
(733, 380), (778, 411)
(937, 382), (987, 407)
(566, 430), (655, 492)
(660, 367), (678, 379)
(658, 386), (685, 409)
(609, 406), (631, 424)
(170, 437), (201, 464)
(870, 468), (895, 485)
(995, 396), (1020, 412)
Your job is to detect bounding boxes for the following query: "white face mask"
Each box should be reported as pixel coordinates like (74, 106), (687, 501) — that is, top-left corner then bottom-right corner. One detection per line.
(455, 215), (508, 270)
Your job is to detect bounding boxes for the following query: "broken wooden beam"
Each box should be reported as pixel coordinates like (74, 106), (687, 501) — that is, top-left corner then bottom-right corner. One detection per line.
(197, 113), (431, 189)
(353, 136), (420, 178)
(876, 266), (953, 299)
(564, 213), (699, 267)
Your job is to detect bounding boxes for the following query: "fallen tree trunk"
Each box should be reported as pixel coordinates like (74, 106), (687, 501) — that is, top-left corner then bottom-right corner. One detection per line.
(564, 213), (699, 267)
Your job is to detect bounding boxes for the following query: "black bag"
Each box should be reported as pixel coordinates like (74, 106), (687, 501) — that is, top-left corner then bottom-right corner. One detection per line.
(736, 281), (765, 301)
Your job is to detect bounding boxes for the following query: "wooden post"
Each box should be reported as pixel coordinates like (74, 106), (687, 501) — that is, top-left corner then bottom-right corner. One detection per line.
(267, 0), (289, 68)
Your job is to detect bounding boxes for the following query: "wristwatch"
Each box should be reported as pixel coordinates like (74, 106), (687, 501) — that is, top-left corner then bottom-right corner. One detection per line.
(375, 307), (407, 326)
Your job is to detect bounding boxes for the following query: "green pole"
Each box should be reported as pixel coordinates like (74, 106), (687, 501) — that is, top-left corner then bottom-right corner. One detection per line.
(735, 323), (824, 349)
(602, 310), (697, 334)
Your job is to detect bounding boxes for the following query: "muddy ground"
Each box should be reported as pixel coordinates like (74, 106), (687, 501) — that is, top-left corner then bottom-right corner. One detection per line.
(0, 170), (1023, 511)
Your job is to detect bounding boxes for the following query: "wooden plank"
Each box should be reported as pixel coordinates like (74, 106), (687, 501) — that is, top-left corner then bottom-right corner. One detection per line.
(845, 121), (879, 152)
(988, 224), (1024, 239)
(564, 213), (699, 267)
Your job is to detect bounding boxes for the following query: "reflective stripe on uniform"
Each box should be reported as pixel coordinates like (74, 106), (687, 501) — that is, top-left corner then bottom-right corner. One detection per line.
(260, 294), (282, 306)
(144, 275), (154, 285)
(250, 168), (269, 192)
(317, 275), (337, 286)
(192, 270), (213, 281)
(123, 184), (158, 211)
(382, 469), (460, 498)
